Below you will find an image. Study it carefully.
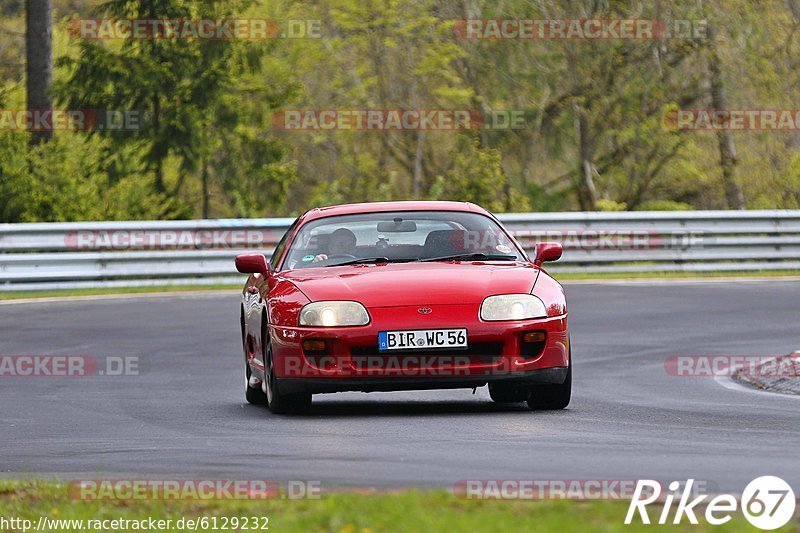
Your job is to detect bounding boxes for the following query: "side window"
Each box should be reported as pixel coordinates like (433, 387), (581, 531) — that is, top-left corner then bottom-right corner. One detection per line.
(269, 218), (300, 271)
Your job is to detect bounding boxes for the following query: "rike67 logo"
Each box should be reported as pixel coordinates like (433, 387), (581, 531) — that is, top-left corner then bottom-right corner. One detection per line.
(626, 476), (796, 530)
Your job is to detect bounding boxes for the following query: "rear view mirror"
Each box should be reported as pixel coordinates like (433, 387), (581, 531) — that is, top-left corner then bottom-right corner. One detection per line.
(534, 242), (563, 266)
(235, 254), (269, 275)
(377, 219), (417, 232)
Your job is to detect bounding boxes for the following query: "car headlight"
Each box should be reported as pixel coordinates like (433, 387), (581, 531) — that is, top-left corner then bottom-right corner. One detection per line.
(480, 294), (547, 321)
(299, 301), (370, 327)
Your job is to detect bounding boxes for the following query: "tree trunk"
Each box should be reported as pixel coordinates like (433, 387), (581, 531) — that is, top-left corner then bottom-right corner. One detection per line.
(566, 44), (597, 211)
(147, 0), (166, 193)
(412, 129), (424, 198)
(575, 103), (598, 210)
(201, 158), (210, 219)
(152, 94), (165, 192)
(26, 0), (53, 146)
(707, 23), (746, 210)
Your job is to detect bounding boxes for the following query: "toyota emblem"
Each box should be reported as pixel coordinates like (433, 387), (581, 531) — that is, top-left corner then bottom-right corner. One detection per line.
(418, 307), (432, 315)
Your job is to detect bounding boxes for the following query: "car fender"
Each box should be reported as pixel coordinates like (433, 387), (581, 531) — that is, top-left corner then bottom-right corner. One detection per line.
(532, 270), (567, 317)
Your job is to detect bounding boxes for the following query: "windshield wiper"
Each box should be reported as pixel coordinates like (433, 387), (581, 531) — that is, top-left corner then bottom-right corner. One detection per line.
(329, 253), (517, 266)
(328, 257), (406, 266)
(417, 252), (518, 263)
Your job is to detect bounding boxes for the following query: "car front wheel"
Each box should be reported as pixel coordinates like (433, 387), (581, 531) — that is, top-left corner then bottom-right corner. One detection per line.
(526, 362), (571, 410)
(245, 359), (266, 404)
(244, 310), (266, 405)
(488, 382), (531, 403)
(262, 326), (311, 414)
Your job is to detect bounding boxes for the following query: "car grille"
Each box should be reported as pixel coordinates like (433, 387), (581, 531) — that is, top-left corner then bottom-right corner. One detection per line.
(349, 342), (503, 369)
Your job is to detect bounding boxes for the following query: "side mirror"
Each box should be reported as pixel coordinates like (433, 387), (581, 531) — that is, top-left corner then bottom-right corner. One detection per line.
(235, 254), (269, 275)
(534, 242), (562, 266)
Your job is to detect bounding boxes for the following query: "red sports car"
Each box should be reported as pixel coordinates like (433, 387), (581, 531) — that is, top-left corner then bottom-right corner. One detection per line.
(236, 201), (570, 413)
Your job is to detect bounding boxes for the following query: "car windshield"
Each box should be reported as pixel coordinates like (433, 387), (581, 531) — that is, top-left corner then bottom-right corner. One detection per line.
(281, 211), (525, 270)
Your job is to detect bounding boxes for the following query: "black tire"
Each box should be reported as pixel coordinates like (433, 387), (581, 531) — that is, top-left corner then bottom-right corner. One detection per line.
(263, 324), (312, 414)
(244, 308), (266, 405)
(488, 382), (531, 403)
(526, 363), (571, 410)
(245, 361), (267, 405)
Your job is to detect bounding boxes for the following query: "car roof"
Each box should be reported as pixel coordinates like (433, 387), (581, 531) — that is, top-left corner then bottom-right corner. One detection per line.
(299, 201), (488, 223)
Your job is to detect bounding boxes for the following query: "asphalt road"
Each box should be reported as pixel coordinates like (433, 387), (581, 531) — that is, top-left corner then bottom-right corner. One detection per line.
(1, 281), (799, 492)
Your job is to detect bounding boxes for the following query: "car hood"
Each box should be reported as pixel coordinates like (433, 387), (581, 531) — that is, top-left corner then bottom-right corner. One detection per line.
(280, 262), (539, 307)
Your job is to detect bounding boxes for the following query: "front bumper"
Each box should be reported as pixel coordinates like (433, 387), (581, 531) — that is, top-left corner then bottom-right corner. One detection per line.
(269, 304), (569, 393)
(277, 366), (568, 394)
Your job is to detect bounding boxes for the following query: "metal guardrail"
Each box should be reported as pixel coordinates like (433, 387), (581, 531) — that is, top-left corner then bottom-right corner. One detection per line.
(1, 211), (799, 290)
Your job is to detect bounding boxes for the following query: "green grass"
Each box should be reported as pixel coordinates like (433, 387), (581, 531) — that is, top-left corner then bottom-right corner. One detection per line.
(0, 480), (782, 532)
(554, 269), (800, 280)
(0, 284), (241, 300)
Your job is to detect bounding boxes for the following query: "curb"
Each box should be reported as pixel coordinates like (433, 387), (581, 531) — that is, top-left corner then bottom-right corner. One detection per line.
(731, 352), (800, 396)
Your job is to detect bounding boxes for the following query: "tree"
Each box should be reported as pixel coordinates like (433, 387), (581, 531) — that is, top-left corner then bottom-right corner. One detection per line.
(56, 0), (296, 218)
(25, 0), (52, 145)
(705, 21), (746, 209)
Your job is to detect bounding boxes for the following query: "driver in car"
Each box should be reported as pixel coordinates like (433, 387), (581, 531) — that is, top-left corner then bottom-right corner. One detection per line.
(312, 228), (357, 263)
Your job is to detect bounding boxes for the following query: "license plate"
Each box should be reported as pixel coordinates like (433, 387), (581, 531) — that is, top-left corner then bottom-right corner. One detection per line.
(378, 329), (468, 351)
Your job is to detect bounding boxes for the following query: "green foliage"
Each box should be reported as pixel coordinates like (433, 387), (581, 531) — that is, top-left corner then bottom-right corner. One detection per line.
(21, 134), (106, 221)
(428, 140), (507, 212)
(524, 182), (570, 213)
(595, 199), (627, 212)
(635, 200), (694, 211)
(0, 132), (30, 221)
(49, 0), (296, 219)
(0, 131), (190, 222)
(3, 0), (800, 221)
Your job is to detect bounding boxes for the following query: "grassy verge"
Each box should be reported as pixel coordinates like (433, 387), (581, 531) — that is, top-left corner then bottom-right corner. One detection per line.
(0, 480), (775, 532)
(0, 284), (241, 301)
(554, 269), (800, 281)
